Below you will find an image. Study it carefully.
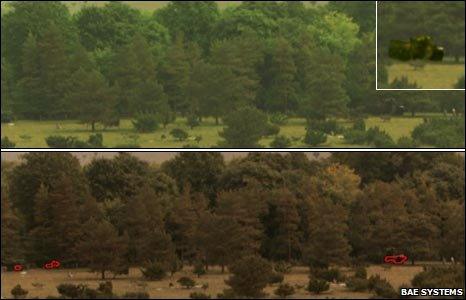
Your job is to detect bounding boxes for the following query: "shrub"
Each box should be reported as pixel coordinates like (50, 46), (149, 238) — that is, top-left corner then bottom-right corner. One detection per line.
(88, 133), (103, 148)
(114, 143), (141, 148)
(122, 292), (150, 299)
(307, 278), (329, 294)
(346, 277), (369, 292)
(372, 279), (398, 298)
(366, 127), (395, 148)
(1, 136), (15, 148)
(412, 117), (465, 148)
(190, 292), (211, 299)
(353, 119), (366, 131)
(187, 115), (201, 129)
(178, 276), (196, 289)
(354, 266), (367, 279)
(411, 265), (464, 288)
(268, 272), (284, 284)
(225, 255), (273, 298)
(97, 281), (113, 295)
(57, 284), (86, 299)
(312, 268), (344, 283)
(1, 111), (14, 123)
(141, 262), (167, 281)
(397, 136), (419, 148)
(270, 135), (291, 148)
(220, 106), (268, 148)
(11, 284), (28, 299)
(193, 261), (206, 277)
(344, 129), (367, 145)
(170, 128), (189, 141)
(270, 113), (288, 125)
(132, 114), (159, 133)
(264, 123), (281, 136)
(307, 119), (342, 135)
(304, 129), (327, 146)
(274, 283), (295, 298)
(274, 261), (292, 274)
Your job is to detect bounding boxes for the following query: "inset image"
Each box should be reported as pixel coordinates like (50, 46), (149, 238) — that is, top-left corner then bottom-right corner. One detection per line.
(377, 1), (465, 90)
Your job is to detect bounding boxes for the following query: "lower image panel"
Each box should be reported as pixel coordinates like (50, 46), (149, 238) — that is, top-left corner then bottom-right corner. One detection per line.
(1, 152), (464, 299)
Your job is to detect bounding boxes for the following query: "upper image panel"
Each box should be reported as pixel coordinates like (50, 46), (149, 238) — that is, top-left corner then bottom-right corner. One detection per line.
(1, 1), (464, 149)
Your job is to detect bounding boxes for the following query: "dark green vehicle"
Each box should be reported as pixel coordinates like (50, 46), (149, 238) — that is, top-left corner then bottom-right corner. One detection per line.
(389, 36), (444, 61)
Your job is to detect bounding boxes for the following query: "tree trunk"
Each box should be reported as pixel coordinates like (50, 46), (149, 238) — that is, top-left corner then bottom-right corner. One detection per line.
(101, 270), (105, 280)
(91, 121), (96, 132)
(221, 264), (225, 273)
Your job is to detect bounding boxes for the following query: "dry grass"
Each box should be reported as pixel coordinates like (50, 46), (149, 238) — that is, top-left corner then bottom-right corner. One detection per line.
(0, 264), (427, 299)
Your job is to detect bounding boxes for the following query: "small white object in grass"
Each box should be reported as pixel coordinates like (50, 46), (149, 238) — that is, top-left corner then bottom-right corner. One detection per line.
(194, 285), (203, 289)
(20, 271), (27, 276)
(8, 123), (14, 126)
(337, 135), (344, 139)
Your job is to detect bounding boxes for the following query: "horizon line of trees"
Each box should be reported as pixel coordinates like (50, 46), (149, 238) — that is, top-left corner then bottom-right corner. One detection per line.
(1, 1), (464, 129)
(1, 152), (464, 279)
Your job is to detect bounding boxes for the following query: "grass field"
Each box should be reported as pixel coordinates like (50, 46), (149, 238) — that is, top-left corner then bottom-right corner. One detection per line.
(388, 62), (465, 89)
(0, 265), (423, 299)
(1, 116), (427, 148)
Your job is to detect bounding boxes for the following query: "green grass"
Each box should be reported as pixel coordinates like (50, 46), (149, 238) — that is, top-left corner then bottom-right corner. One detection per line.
(1, 116), (428, 148)
(388, 62), (465, 89)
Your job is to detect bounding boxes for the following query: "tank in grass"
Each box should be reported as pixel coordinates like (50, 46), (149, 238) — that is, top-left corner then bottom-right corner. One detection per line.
(389, 36), (444, 62)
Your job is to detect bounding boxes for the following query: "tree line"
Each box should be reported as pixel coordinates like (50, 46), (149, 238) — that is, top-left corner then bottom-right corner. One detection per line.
(1, 1), (464, 128)
(1, 152), (464, 280)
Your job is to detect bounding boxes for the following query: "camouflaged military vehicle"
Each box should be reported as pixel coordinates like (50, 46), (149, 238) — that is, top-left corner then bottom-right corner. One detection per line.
(389, 36), (444, 62)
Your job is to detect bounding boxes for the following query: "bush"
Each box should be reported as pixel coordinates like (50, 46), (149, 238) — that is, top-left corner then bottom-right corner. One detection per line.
(346, 277), (369, 292)
(97, 281), (113, 295)
(193, 261), (206, 277)
(274, 261), (292, 274)
(1, 136), (16, 148)
(354, 266), (367, 279)
(366, 127), (395, 148)
(141, 262), (167, 281)
(57, 284), (86, 299)
(264, 123), (281, 136)
(178, 276), (196, 289)
(170, 128), (189, 141)
(344, 129), (367, 145)
(372, 279), (398, 298)
(1, 111), (14, 123)
(268, 272), (284, 284)
(132, 114), (159, 133)
(225, 255), (273, 298)
(270, 135), (291, 148)
(412, 117), (465, 148)
(190, 292), (211, 299)
(307, 119), (342, 135)
(187, 115), (201, 129)
(304, 129), (327, 146)
(88, 133), (103, 148)
(411, 265), (464, 288)
(122, 292), (150, 299)
(274, 283), (295, 298)
(45, 134), (104, 148)
(270, 113), (288, 125)
(11, 284), (28, 299)
(397, 136), (419, 148)
(114, 143), (141, 148)
(307, 278), (329, 294)
(353, 119), (366, 131)
(312, 268), (344, 283)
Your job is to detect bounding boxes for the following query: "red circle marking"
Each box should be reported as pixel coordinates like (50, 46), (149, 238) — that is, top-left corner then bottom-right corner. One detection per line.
(13, 264), (23, 272)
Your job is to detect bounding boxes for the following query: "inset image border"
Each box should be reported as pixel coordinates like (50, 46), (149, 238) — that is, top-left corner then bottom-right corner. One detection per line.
(375, 1), (465, 91)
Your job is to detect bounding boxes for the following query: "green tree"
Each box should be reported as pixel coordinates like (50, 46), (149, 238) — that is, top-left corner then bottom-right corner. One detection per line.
(66, 68), (117, 131)
(1, 189), (23, 265)
(260, 37), (297, 113)
(220, 106), (269, 148)
(155, 1), (219, 53)
(299, 47), (349, 120)
(328, 1), (376, 34)
(76, 218), (128, 280)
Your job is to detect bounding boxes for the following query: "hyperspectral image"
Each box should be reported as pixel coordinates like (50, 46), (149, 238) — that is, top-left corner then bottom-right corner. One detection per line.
(1, 152), (464, 299)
